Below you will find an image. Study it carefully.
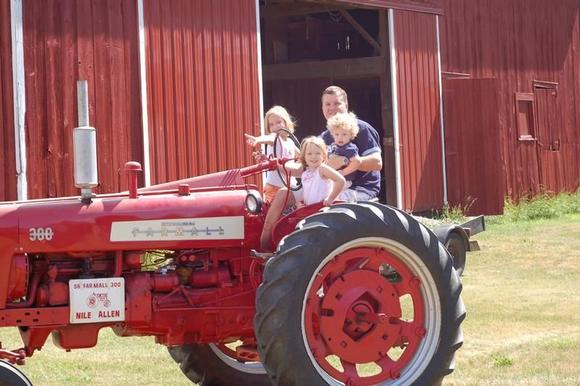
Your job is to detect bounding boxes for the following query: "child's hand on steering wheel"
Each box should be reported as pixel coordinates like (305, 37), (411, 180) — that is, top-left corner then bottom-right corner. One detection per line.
(252, 151), (268, 163)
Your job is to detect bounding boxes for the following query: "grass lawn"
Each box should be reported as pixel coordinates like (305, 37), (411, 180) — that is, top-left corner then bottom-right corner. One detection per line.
(1, 213), (579, 385)
(445, 213), (580, 386)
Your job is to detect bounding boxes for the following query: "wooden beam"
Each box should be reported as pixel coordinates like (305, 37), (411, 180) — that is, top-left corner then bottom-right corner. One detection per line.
(263, 56), (385, 81)
(338, 9), (381, 54)
(378, 9), (389, 134)
(260, 3), (353, 18)
(306, 0), (444, 15)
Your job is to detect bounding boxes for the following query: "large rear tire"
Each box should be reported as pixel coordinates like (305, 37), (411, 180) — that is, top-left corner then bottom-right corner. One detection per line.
(0, 360), (32, 386)
(168, 343), (270, 386)
(255, 203), (465, 386)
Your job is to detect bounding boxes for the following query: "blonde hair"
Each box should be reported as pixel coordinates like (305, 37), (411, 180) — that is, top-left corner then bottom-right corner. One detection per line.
(264, 105), (295, 133)
(327, 112), (359, 139)
(322, 85), (348, 105)
(299, 136), (328, 168)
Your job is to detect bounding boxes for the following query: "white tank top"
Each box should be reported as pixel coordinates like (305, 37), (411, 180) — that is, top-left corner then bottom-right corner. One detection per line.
(302, 167), (332, 205)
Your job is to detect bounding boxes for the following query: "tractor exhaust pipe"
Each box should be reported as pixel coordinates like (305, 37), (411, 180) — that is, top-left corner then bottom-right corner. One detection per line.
(73, 80), (98, 203)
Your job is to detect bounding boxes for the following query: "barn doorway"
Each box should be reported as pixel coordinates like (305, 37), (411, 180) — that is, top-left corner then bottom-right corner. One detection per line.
(258, 1), (395, 204)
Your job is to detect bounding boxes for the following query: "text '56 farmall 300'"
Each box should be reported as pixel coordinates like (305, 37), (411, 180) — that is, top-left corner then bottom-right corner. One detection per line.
(0, 112), (468, 386)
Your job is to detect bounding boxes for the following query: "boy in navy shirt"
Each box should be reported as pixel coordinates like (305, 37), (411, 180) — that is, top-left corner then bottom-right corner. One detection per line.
(327, 112), (361, 187)
(321, 87), (382, 202)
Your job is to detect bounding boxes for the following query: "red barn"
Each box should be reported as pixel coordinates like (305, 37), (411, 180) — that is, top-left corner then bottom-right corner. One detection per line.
(1, 0), (578, 215)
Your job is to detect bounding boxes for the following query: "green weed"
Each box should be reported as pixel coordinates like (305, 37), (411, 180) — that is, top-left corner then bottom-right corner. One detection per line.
(491, 353), (513, 367)
(488, 190), (580, 224)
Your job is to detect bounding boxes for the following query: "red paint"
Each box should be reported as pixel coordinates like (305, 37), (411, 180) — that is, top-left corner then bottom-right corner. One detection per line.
(439, 0), (580, 200)
(143, 0), (261, 187)
(303, 247), (426, 385)
(393, 10), (444, 212)
(7, 255), (28, 301)
(443, 78), (504, 215)
(0, 160), (281, 356)
(21, 0), (143, 199)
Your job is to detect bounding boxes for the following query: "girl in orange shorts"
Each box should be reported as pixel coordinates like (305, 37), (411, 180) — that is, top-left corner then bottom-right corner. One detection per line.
(245, 106), (299, 203)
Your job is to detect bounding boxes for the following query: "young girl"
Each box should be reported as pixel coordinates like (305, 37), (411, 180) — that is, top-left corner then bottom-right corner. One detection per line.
(291, 136), (346, 206)
(258, 137), (345, 252)
(244, 105), (300, 202)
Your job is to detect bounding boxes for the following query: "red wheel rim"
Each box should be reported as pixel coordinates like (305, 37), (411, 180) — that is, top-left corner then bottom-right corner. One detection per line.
(213, 338), (260, 363)
(303, 247), (426, 385)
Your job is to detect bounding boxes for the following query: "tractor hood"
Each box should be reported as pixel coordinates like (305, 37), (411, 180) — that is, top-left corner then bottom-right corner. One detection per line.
(2, 188), (261, 254)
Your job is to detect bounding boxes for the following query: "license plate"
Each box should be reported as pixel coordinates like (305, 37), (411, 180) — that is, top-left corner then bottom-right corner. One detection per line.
(69, 277), (125, 324)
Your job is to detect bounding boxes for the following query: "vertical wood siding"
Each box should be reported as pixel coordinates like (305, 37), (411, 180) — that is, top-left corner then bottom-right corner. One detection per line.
(23, 0), (142, 199)
(143, 0), (261, 184)
(0, 1), (17, 201)
(394, 9), (444, 212)
(439, 0), (580, 199)
(443, 78), (504, 215)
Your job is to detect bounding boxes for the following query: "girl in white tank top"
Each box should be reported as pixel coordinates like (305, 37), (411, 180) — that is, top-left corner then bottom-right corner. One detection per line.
(291, 137), (345, 206)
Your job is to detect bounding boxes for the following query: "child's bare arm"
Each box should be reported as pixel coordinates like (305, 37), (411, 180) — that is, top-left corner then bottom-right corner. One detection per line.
(339, 156), (361, 178)
(244, 133), (275, 147)
(282, 161), (304, 177)
(319, 164), (346, 205)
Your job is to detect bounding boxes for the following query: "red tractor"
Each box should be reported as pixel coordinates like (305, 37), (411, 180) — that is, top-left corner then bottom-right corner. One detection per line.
(0, 151), (470, 385)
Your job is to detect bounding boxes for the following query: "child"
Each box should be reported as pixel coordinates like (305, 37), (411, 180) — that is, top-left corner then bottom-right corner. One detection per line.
(244, 106), (300, 202)
(258, 136), (345, 252)
(294, 136), (346, 206)
(327, 112), (361, 184)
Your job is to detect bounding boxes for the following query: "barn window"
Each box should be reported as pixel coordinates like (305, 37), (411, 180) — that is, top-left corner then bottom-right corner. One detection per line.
(515, 93), (535, 141)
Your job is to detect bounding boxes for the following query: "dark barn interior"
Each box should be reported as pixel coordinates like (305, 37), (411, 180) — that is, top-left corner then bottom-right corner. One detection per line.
(259, 0), (395, 203)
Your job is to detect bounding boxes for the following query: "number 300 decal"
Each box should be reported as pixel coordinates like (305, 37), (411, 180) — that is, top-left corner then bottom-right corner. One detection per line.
(29, 227), (54, 241)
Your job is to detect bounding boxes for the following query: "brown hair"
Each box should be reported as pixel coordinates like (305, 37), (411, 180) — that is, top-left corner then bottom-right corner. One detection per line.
(298, 136), (328, 168)
(322, 85), (348, 105)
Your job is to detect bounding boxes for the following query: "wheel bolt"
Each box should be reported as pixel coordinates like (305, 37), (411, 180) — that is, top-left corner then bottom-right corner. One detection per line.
(409, 276), (421, 288)
(390, 369), (401, 379)
(416, 327), (426, 337)
(340, 340), (348, 348)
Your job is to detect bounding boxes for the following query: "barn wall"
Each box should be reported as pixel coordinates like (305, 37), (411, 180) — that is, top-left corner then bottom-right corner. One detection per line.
(143, 0), (261, 184)
(393, 9), (444, 212)
(439, 0), (580, 199)
(23, 0), (143, 198)
(443, 78), (504, 215)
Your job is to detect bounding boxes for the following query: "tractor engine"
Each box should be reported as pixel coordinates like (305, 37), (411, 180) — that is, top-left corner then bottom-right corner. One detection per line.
(0, 174), (266, 358)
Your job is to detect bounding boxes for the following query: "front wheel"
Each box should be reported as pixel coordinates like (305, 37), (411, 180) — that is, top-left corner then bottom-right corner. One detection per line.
(0, 360), (32, 386)
(255, 203), (465, 386)
(168, 342), (270, 386)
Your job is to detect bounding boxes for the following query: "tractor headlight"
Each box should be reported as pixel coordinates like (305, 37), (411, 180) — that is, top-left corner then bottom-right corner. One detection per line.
(245, 192), (263, 214)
